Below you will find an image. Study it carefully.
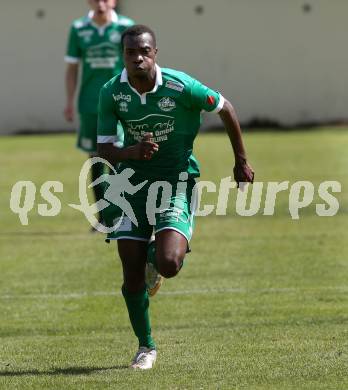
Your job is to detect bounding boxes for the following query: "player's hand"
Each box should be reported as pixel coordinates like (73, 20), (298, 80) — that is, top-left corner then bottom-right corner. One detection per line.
(233, 159), (254, 188)
(64, 104), (74, 122)
(129, 132), (159, 160)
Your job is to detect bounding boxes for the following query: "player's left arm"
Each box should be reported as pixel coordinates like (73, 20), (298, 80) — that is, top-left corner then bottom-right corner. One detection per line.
(190, 79), (254, 186)
(218, 99), (254, 186)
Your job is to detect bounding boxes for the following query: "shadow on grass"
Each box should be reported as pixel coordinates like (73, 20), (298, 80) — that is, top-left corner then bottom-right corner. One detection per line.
(0, 232), (87, 237)
(0, 365), (129, 376)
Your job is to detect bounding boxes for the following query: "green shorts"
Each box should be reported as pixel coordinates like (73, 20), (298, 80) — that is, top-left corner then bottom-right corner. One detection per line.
(78, 114), (124, 154)
(103, 174), (196, 243)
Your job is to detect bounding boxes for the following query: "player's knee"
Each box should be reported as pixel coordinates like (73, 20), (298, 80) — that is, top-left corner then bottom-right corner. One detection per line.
(158, 261), (179, 278)
(157, 252), (183, 278)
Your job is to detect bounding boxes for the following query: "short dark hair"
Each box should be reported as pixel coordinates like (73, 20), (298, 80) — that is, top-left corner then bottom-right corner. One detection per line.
(121, 24), (157, 48)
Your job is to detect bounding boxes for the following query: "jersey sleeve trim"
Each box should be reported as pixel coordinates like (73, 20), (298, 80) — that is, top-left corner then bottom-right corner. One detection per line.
(210, 94), (225, 114)
(118, 16), (135, 26)
(64, 55), (80, 63)
(98, 135), (117, 143)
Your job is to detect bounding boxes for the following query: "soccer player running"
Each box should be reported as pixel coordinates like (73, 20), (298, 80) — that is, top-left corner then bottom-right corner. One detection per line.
(97, 25), (254, 369)
(64, 0), (134, 229)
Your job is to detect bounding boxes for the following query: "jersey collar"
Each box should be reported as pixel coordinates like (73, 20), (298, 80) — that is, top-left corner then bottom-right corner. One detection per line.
(88, 9), (118, 23)
(87, 9), (118, 35)
(120, 64), (163, 104)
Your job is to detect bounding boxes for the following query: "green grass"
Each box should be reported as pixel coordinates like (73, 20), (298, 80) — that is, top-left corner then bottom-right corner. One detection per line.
(0, 129), (348, 389)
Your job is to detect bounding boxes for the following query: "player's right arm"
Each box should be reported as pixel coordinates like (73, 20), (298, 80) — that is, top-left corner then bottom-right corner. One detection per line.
(98, 134), (159, 165)
(97, 86), (158, 164)
(64, 63), (79, 122)
(64, 24), (81, 122)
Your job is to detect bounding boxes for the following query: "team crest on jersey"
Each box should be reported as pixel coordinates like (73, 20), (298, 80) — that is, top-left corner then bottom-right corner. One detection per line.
(119, 102), (128, 112)
(158, 97), (176, 112)
(109, 31), (121, 43)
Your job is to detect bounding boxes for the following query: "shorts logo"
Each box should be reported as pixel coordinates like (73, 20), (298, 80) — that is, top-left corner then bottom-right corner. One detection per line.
(165, 80), (184, 92)
(158, 97), (176, 112)
(113, 216), (132, 232)
(113, 92), (132, 103)
(119, 102), (128, 112)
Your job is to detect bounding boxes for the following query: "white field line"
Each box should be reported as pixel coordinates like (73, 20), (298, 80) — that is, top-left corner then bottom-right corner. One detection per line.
(0, 286), (347, 300)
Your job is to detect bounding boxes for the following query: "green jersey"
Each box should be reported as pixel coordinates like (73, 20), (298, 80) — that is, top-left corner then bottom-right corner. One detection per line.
(65, 10), (134, 114)
(97, 65), (224, 180)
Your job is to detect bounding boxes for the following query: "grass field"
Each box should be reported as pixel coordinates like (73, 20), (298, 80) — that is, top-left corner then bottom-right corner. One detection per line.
(0, 129), (348, 389)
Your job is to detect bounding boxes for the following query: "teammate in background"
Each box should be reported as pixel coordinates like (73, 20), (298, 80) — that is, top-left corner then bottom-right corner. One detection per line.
(97, 25), (254, 369)
(64, 0), (134, 229)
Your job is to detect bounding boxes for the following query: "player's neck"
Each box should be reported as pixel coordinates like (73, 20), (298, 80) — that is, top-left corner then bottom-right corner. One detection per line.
(128, 69), (157, 95)
(92, 11), (113, 26)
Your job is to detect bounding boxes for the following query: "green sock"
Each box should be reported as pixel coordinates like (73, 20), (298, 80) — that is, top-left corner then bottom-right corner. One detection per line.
(122, 285), (156, 349)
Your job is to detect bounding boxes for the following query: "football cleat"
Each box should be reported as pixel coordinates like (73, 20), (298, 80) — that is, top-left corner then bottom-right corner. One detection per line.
(130, 347), (157, 370)
(145, 238), (163, 297)
(146, 262), (163, 297)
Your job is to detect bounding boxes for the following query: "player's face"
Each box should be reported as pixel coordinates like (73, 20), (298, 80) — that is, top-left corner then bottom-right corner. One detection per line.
(88, 0), (116, 15)
(123, 33), (157, 78)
